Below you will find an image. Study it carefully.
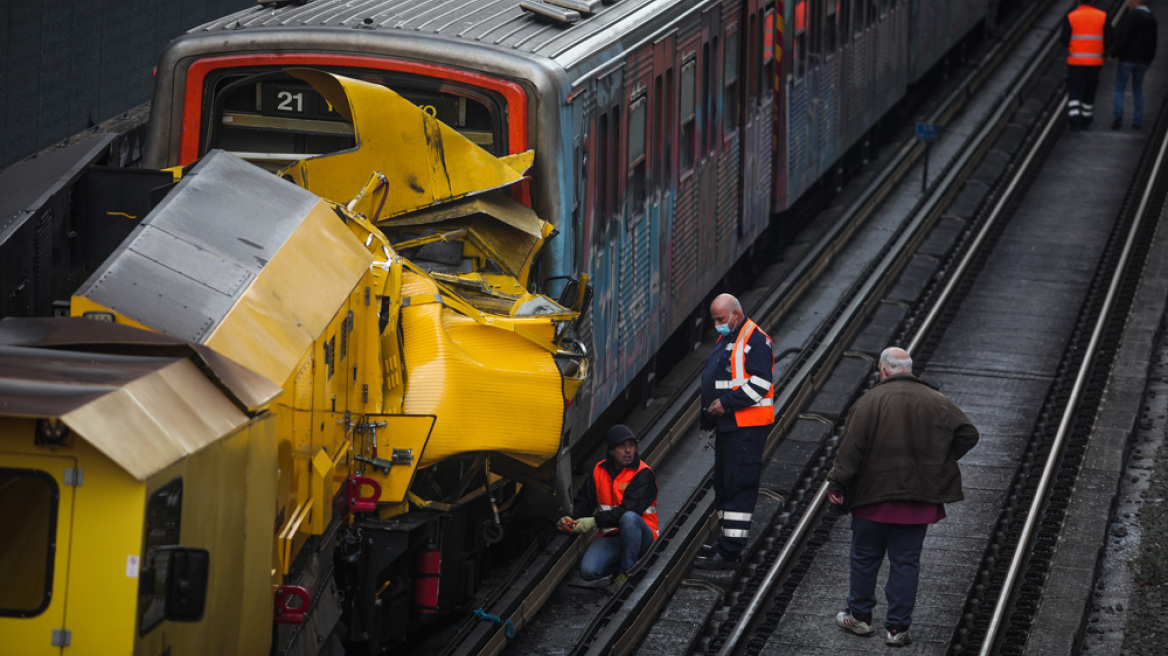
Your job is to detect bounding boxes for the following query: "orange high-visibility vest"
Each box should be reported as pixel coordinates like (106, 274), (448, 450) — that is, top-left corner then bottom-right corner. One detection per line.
(593, 460), (658, 539)
(728, 319), (775, 428)
(1067, 4), (1107, 66)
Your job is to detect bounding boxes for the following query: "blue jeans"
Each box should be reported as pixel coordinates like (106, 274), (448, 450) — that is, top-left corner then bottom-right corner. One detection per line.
(579, 511), (654, 580)
(1114, 61), (1149, 125)
(847, 518), (928, 629)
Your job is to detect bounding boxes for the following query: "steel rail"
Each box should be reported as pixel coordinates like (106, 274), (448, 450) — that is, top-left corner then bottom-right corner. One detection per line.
(712, 10), (1065, 654)
(975, 89), (1168, 656)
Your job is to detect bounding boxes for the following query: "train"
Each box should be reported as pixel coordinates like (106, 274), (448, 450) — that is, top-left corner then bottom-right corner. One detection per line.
(0, 0), (1003, 654)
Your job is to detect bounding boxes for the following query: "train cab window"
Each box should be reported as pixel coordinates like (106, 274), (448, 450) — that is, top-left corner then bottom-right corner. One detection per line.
(202, 69), (506, 170)
(0, 469), (58, 617)
(627, 94), (647, 220)
(138, 478), (183, 635)
(723, 30), (739, 134)
(680, 58), (697, 175)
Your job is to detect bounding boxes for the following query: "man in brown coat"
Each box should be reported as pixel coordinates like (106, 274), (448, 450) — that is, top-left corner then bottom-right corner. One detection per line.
(827, 347), (979, 647)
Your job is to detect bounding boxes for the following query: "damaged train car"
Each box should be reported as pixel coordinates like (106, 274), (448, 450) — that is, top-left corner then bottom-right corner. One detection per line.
(0, 71), (588, 655)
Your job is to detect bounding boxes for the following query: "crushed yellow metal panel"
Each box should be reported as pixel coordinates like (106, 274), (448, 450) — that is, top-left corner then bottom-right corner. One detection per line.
(380, 190), (554, 287)
(281, 69), (530, 220)
(398, 272), (564, 464)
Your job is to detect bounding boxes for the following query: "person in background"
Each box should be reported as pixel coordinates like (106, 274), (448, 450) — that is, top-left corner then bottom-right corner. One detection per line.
(1061, 0), (1114, 131)
(828, 347), (980, 647)
(559, 424), (658, 587)
(695, 293), (775, 570)
(1112, 0), (1157, 130)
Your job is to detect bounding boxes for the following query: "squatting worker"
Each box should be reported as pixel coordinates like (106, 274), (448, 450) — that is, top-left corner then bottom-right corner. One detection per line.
(559, 424), (658, 586)
(1111, 0), (1157, 130)
(695, 293), (775, 570)
(828, 347), (979, 648)
(1061, 0), (1113, 131)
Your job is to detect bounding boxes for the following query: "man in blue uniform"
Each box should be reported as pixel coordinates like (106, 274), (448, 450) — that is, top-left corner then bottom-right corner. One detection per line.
(695, 294), (775, 570)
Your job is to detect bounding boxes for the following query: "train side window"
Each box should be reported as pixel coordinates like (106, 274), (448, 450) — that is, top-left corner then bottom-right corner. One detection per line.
(794, 1), (807, 80)
(825, 0), (837, 54)
(597, 113), (610, 225)
(0, 468), (58, 618)
(680, 58), (697, 175)
(840, 0), (851, 45)
(723, 30), (739, 135)
(700, 40), (710, 157)
(763, 10), (775, 92)
(627, 94), (647, 220)
(139, 478), (183, 635)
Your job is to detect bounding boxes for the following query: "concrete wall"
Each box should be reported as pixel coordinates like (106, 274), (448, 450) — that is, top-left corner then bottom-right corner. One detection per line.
(1, 0), (254, 171)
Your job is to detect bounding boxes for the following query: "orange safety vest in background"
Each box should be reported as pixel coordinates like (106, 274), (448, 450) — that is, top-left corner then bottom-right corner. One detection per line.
(1067, 4), (1107, 66)
(729, 319), (775, 428)
(593, 460), (659, 539)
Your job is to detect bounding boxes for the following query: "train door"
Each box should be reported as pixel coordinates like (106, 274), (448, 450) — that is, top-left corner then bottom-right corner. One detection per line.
(1, 453), (74, 656)
(618, 53), (655, 374)
(739, 0), (775, 242)
(653, 34), (677, 333)
(673, 34), (702, 313)
(715, 11), (740, 268)
(587, 77), (625, 405)
(698, 7), (719, 291)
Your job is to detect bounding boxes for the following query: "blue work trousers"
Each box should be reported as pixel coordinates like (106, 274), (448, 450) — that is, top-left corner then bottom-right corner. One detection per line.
(847, 518), (928, 629)
(713, 424), (768, 556)
(1067, 64), (1102, 128)
(579, 511), (654, 580)
(1114, 61), (1149, 126)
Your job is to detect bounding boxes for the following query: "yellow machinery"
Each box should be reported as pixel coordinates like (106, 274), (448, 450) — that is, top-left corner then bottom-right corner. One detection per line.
(0, 319), (281, 656)
(41, 69), (589, 654)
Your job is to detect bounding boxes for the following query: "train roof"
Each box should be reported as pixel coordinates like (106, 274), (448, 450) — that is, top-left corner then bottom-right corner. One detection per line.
(191, 0), (704, 73)
(0, 317), (281, 481)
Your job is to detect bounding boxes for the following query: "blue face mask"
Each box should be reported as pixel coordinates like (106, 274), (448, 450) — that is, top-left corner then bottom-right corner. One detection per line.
(716, 323), (732, 336)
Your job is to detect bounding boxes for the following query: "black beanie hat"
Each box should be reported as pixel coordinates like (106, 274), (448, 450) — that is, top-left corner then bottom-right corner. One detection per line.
(606, 424), (637, 447)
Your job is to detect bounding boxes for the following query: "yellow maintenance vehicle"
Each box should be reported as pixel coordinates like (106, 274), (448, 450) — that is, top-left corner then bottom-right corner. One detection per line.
(0, 70), (588, 655)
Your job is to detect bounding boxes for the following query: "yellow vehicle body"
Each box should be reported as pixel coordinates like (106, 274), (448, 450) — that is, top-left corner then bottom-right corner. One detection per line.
(0, 320), (280, 656)
(49, 68), (587, 653)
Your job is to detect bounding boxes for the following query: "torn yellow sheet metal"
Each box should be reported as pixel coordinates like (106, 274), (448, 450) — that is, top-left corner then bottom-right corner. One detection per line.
(398, 272), (564, 465)
(280, 69), (530, 220)
(379, 190), (555, 286)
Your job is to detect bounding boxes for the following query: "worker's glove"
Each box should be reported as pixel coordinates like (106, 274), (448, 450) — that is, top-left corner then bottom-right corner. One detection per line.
(573, 517), (597, 533)
(556, 516), (577, 533)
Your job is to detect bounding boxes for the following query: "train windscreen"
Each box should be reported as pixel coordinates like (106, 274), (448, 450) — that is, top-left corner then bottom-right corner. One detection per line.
(199, 68), (506, 169)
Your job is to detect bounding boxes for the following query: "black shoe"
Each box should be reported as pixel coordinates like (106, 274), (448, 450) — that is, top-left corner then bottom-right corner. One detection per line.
(694, 551), (740, 570)
(698, 543), (716, 557)
(1133, 123), (1143, 130)
(1112, 118), (1123, 130)
(1069, 122), (1082, 132)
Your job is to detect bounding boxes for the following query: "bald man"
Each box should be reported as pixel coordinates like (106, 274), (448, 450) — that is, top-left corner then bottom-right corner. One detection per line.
(827, 347), (979, 647)
(695, 294), (775, 570)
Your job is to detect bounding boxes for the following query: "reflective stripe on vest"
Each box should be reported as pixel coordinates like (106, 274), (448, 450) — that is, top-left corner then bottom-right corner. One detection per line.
(1067, 5), (1107, 66)
(593, 460), (659, 539)
(729, 319), (775, 427)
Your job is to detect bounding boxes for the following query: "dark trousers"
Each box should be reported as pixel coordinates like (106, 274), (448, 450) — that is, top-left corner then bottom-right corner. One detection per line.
(1067, 64), (1102, 128)
(713, 424), (769, 556)
(847, 518), (929, 629)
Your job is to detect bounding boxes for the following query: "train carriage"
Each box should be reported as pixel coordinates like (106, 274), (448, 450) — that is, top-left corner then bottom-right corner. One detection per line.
(0, 0), (1000, 653)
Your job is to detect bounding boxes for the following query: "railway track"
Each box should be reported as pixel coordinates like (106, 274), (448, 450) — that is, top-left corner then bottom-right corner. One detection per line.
(407, 1), (1080, 655)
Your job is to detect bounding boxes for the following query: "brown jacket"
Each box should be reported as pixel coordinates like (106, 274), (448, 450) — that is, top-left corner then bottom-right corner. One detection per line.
(827, 373), (979, 512)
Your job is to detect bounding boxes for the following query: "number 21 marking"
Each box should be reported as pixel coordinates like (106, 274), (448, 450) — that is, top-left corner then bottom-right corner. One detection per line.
(277, 91), (303, 113)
